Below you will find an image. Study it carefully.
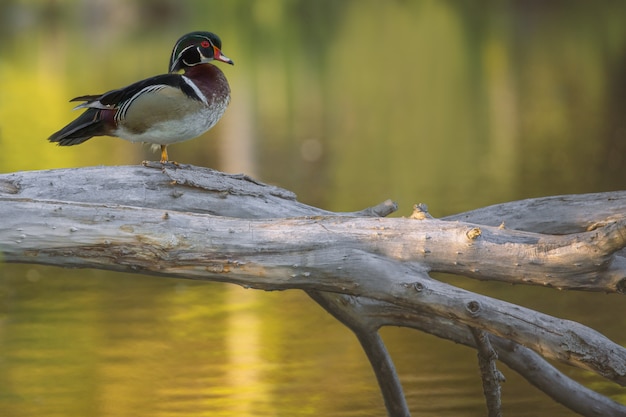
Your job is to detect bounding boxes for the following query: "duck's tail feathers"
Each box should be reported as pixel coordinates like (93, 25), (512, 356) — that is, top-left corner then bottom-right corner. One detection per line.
(48, 108), (108, 146)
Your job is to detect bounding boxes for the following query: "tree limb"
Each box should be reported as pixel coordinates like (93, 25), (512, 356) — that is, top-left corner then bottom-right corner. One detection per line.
(469, 327), (504, 417)
(353, 296), (626, 417)
(1, 165), (625, 417)
(1, 197), (624, 385)
(306, 290), (410, 417)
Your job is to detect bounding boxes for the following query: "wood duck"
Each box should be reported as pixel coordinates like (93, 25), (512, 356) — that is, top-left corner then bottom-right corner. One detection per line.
(49, 31), (234, 163)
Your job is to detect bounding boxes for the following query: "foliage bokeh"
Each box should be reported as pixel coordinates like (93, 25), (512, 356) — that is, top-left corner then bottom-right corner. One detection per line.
(1, 1), (626, 416)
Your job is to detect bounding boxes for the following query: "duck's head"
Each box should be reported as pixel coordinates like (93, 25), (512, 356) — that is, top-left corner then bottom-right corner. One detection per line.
(169, 31), (234, 73)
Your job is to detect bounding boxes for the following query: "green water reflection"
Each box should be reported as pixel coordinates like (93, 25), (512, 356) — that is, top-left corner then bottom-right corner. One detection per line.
(1, 1), (626, 416)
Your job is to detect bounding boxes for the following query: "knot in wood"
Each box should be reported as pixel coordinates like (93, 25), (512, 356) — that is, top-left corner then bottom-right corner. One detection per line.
(0, 179), (19, 194)
(466, 300), (482, 317)
(413, 282), (424, 292)
(466, 227), (482, 240)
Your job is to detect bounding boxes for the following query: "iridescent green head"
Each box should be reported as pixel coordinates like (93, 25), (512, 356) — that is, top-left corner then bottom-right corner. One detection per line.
(169, 31), (234, 73)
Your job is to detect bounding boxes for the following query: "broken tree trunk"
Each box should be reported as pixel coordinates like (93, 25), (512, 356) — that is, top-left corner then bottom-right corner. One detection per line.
(0, 163), (625, 417)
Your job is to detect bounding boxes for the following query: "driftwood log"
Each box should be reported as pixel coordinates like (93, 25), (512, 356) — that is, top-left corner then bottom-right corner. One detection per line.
(0, 163), (625, 417)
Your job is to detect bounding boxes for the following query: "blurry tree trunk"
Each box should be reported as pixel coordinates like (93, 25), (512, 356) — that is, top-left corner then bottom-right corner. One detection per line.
(1, 164), (625, 417)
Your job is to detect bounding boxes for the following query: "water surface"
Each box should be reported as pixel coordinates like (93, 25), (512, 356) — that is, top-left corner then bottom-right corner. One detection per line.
(1, 1), (626, 416)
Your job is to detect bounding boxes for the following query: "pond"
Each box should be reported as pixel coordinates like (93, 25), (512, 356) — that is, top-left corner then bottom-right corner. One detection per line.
(1, 1), (626, 416)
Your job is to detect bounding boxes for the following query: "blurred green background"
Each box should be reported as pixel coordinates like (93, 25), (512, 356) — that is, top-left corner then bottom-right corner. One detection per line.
(1, 1), (626, 416)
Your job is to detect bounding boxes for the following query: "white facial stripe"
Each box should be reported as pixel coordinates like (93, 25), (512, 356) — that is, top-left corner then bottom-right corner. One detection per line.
(173, 45), (198, 70)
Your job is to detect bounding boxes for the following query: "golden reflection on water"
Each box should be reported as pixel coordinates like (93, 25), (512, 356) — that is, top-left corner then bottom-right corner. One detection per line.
(224, 287), (266, 417)
(2, 1), (626, 416)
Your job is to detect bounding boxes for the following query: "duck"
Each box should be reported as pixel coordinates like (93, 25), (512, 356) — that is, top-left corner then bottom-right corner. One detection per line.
(48, 31), (234, 163)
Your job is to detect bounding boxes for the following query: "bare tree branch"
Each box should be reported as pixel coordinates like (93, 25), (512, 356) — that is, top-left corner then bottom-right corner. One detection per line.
(353, 296), (626, 417)
(469, 327), (504, 417)
(1, 165), (625, 417)
(2, 197), (624, 384)
(446, 191), (626, 234)
(307, 290), (410, 417)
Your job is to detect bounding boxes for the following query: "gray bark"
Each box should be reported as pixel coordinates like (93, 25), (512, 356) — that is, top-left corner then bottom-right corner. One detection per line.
(469, 327), (504, 417)
(1, 163), (625, 416)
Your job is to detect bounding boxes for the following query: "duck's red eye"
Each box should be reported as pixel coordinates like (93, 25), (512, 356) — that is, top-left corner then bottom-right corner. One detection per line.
(201, 40), (211, 48)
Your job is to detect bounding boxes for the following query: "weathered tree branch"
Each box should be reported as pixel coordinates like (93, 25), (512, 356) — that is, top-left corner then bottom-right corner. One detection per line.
(447, 191), (626, 234)
(359, 296), (626, 417)
(2, 198), (625, 383)
(469, 327), (504, 417)
(1, 164), (625, 417)
(307, 290), (410, 417)
(3, 166), (625, 293)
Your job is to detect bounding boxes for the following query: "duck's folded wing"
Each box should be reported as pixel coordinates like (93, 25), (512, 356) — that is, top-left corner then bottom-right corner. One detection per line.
(70, 74), (203, 111)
